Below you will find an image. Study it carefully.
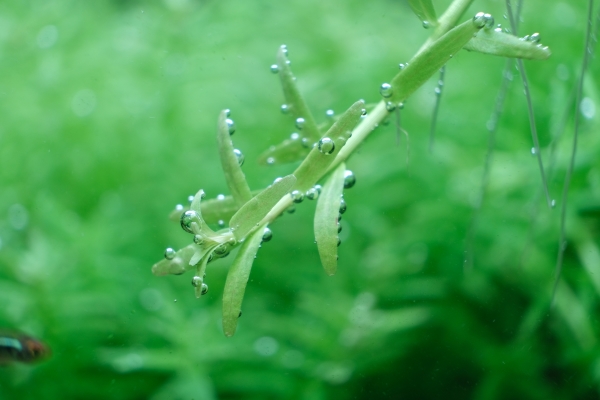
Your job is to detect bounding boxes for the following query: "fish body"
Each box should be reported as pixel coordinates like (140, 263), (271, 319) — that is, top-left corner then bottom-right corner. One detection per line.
(0, 333), (50, 364)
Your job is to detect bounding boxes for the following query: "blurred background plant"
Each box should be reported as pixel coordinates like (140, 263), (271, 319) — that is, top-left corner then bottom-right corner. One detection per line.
(0, 0), (599, 399)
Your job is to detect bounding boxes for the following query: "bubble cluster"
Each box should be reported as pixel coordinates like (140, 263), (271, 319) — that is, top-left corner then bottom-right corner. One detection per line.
(318, 137), (335, 155)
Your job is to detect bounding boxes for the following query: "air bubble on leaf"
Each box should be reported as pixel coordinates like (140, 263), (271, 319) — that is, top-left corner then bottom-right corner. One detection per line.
(301, 137), (311, 148)
(361, 108), (367, 116)
(193, 235), (203, 245)
(551, 199), (556, 208)
(326, 109), (335, 118)
(306, 187), (319, 200)
(337, 224), (342, 233)
(343, 170), (356, 189)
(385, 102), (396, 112)
(531, 147), (537, 155)
(192, 275), (203, 287)
(187, 195), (194, 203)
(290, 132), (300, 140)
(262, 227), (273, 242)
(434, 87), (442, 96)
(181, 210), (202, 234)
(422, 21), (430, 29)
(529, 32), (541, 43)
(226, 118), (236, 135)
(164, 247), (176, 260)
(217, 194), (225, 200)
(233, 148), (245, 166)
(218, 219), (225, 228)
(337, 237), (341, 247)
(318, 137), (335, 155)
(380, 83), (393, 98)
(281, 104), (290, 114)
(270, 64), (279, 73)
(398, 102), (405, 110)
(290, 190), (304, 203)
(339, 198), (347, 214)
(337, 213), (342, 222)
(175, 204), (184, 211)
(399, 63), (406, 70)
(295, 117), (305, 130)
(580, 97), (596, 119)
(280, 44), (288, 55)
(201, 283), (208, 295)
(214, 244), (230, 258)
(273, 177), (283, 184)
(314, 185), (322, 195)
(266, 157), (276, 165)
(224, 109), (231, 117)
(473, 12), (492, 29)
(286, 205), (296, 214)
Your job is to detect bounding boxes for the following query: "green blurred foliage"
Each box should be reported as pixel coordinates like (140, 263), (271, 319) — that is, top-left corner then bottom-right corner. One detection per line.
(0, 0), (599, 399)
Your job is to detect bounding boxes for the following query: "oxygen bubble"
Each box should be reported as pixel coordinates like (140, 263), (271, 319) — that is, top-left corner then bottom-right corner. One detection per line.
(361, 108), (367, 116)
(262, 227), (273, 242)
(326, 109), (335, 118)
(337, 213), (342, 222)
(193, 234), (204, 245)
(380, 83), (393, 98)
(216, 194), (225, 200)
(273, 177), (283, 184)
(306, 187), (319, 200)
(343, 170), (356, 189)
(422, 21), (430, 29)
(280, 45), (288, 56)
(270, 64), (279, 73)
(318, 137), (335, 155)
(339, 198), (347, 214)
(295, 117), (305, 130)
(290, 132), (300, 140)
(224, 109), (231, 117)
(290, 190), (304, 203)
(473, 12), (490, 29)
(337, 224), (342, 233)
(399, 63), (406, 70)
(484, 14), (494, 29)
(551, 199), (556, 208)
(181, 210), (201, 234)
(192, 276), (202, 287)
(286, 205), (296, 214)
(175, 204), (184, 211)
(218, 220), (225, 228)
(233, 148), (245, 166)
(580, 97), (596, 119)
(214, 244), (230, 258)
(337, 237), (341, 247)
(314, 185), (322, 195)
(164, 247), (176, 260)
(529, 33), (541, 43)
(385, 101), (396, 112)
(200, 283), (209, 295)
(281, 104), (289, 114)
(531, 147), (537, 155)
(397, 102), (405, 110)
(266, 157), (276, 165)
(301, 137), (311, 148)
(226, 118), (236, 135)
(434, 87), (442, 96)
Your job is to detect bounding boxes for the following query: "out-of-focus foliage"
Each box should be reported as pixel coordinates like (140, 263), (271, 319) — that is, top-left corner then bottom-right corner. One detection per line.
(0, 0), (599, 399)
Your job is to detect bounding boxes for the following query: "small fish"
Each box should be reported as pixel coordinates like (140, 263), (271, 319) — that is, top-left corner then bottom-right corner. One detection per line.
(0, 333), (50, 364)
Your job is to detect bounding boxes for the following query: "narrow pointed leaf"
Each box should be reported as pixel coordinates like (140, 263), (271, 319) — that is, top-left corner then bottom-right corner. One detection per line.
(389, 18), (480, 104)
(222, 224), (266, 336)
(293, 100), (363, 192)
(408, 0), (437, 27)
(314, 163), (346, 276)
(276, 46), (321, 142)
(229, 174), (296, 241)
(152, 244), (196, 276)
(217, 110), (252, 208)
(464, 29), (551, 60)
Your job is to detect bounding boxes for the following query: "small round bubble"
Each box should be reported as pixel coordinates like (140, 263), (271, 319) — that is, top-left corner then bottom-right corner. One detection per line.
(280, 44), (288, 56)
(192, 276), (202, 287)
(434, 87), (442, 96)
(262, 227), (273, 243)
(314, 185), (322, 195)
(473, 12), (487, 29)
(181, 210), (201, 234)
(233, 148), (245, 166)
(422, 21), (430, 29)
(343, 170), (356, 189)
(286, 205), (296, 214)
(306, 187), (319, 200)
(528, 33), (540, 43)
(226, 118), (236, 135)
(361, 108), (367, 116)
(380, 83), (393, 98)
(385, 101), (396, 112)
(273, 177), (283, 184)
(339, 198), (347, 214)
(326, 109), (335, 118)
(217, 194), (225, 200)
(224, 109), (231, 117)
(337, 237), (341, 247)
(164, 247), (176, 260)
(295, 117), (305, 130)
(337, 224), (342, 233)
(318, 137), (335, 155)
(301, 137), (311, 148)
(399, 63), (406, 70)
(193, 234), (204, 245)
(270, 64), (279, 73)
(290, 190), (304, 203)
(201, 283), (209, 295)
(280, 104), (289, 114)
(175, 204), (184, 212)
(290, 132), (300, 140)
(218, 219), (225, 228)
(266, 157), (276, 165)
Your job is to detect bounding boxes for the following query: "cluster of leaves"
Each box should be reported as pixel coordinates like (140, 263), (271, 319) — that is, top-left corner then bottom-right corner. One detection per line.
(0, 0), (599, 399)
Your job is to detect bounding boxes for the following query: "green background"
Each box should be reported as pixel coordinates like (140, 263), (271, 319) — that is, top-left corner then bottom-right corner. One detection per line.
(1, 0), (599, 398)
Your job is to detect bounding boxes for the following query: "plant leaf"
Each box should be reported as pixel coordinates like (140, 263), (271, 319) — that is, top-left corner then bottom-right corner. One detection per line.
(464, 29), (551, 60)
(408, 0), (437, 27)
(293, 100), (363, 192)
(314, 162), (346, 276)
(151, 244), (196, 276)
(276, 46), (321, 142)
(217, 110), (253, 208)
(257, 136), (311, 166)
(229, 174), (296, 241)
(222, 223), (266, 336)
(389, 18), (480, 104)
